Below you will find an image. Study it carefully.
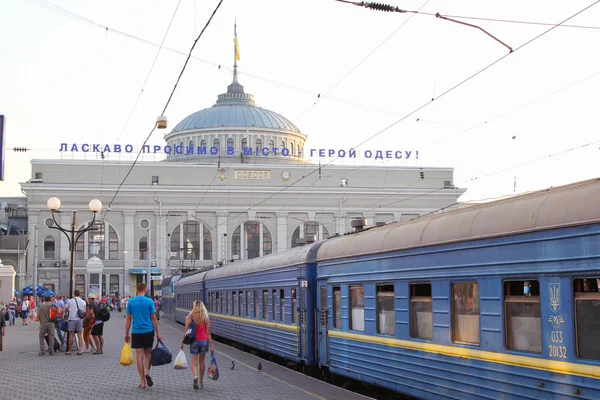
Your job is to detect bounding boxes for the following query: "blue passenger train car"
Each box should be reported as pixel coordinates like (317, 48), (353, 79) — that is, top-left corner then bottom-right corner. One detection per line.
(159, 274), (180, 319)
(315, 179), (600, 399)
(201, 243), (323, 365)
(174, 271), (207, 323)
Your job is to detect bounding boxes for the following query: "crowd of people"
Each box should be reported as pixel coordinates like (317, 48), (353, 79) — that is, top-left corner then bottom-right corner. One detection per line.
(1, 288), (213, 391)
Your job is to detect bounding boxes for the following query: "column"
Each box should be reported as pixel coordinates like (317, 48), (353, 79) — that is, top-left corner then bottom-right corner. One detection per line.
(105, 273), (111, 296)
(216, 211), (228, 263)
(98, 274), (102, 297)
(27, 211), (39, 287)
(335, 212), (346, 235)
(276, 212), (288, 252)
(155, 210), (165, 274)
(85, 273), (90, 295)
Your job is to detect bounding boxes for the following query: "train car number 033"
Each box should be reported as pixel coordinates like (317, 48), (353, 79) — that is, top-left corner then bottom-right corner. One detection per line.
(550, 330), (563, 343)
(549, 344), (567, 359)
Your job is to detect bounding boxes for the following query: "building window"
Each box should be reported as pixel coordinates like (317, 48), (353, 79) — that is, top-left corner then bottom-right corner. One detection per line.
(75, 274), (85, 295)
(574, 278), (600, 360)
(410, 283), (432, 340)
(254, 290), (259, 318)
(139, 237), (147, 260)
(350, 286), (364, 332)
(109, 226), (118, 259)
(256, 138), (262, 150)
(213, 138), (220, 150)
(189, 140), (194, 148)
(268, 139), (274, 153)
(291, 221), (330, 248)
(75, 221), (119, 260)
(201, 139), (206, 147)
(231, 221), (272, 260)
(262, 290), (268, 320)
(43, 236), (55, 259)
(281, 140), (285, 151)
(452, 282), (480, 345)
(89, 220), (105, 259)
(227, 137), (234, 150)
(242, 138), (247, 149)
(333, 286), (341, 329)
(110, 275), (119, 295)
(280, 289), (284, 323)
(170, 221), (212, 261)
(377, 285), (395, 336)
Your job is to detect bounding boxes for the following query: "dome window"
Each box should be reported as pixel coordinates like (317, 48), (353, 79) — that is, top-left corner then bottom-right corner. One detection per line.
(227, 137), (234, 150)
(256, 139), (262, 151)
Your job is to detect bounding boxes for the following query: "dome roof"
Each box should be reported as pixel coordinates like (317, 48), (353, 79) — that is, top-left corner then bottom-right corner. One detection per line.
(170, 71), (299, 133)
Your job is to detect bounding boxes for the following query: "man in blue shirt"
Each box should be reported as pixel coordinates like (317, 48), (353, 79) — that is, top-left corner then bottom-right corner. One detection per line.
(125, 282), (162, 389)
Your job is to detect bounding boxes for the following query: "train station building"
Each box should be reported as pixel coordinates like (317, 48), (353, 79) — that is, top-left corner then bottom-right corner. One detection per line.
(19, 64), (466, 297)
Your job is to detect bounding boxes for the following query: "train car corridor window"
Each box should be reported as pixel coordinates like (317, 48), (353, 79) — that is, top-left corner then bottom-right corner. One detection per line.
(452, 282), (480, 345)
(233, 292), (238, 316)
(350, 286), (365, 332)
(333, 287), (341, 329)
(377, 285), (395, 336)
(216, 292), (221, 313)
(280, 289), (285, 323)
(410, 283), (432, 340)
(238, 291), (243, 316)
(254, 290), (259, 318)
(246, 291), (251, 317)
(573, 278), (600, 360)
(504, 280), (542, 353)
(224, 292), (229, 314)
(292, 289), (297, 324)
(272, 290), (277, 321)
(262, 290), (268, 320)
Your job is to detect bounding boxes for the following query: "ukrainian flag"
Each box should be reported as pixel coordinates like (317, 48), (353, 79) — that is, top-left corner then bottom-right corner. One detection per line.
(234, 24), (240, 61)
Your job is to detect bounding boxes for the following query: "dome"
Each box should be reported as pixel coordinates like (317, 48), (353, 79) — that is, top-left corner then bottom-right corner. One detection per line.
(170, 72), (299, 133)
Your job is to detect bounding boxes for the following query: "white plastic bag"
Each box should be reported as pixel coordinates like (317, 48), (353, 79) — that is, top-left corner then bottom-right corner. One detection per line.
(174, 349), (188, 370)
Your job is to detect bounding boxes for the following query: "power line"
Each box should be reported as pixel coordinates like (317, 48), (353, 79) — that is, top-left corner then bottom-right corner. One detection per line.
(295, 0), (431, 120)
(103, 0), (225, 218)
(115, 0), (183, 143)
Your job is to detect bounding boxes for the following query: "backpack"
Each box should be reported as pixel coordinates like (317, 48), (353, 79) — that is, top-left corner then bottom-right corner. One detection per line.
(49, 305), (62, 322)
(98, 306), (110, 322)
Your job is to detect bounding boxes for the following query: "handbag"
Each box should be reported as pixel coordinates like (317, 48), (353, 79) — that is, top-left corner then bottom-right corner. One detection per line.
(75, 298), (85, 319)
(183, 320), (196, 345)
(150, 339), (172, 366)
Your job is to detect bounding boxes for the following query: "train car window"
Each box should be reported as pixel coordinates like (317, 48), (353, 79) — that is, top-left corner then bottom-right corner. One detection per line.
(217, 292), (221, 313)
(280, 289), (285, 323)
(573, 278), (600, 360)
(333, 287), (341, 329)
(410, 283), (432, 340)
(377, 285), (395, 336)
(504, 280), (542, 353)
(246, 291), (251, 317)
(238, 292), (243, 316)
(292, 289), (297, 324)
(452, 282), (480, 345)
(350, 286), (365, 332)
(254, 290), (259, 318)
(233, 291), (238, 316)
(224, 291), (229, 314)
(262, 290), (268, 320)
(272, 290), (277, 321)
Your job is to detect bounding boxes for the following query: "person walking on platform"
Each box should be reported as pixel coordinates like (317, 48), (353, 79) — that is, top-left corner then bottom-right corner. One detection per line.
(8, 297), (18, 326)
(37, 296), (56, 355)
(125, 282), (162, 389)
(65, 290), (86, 355)
(180, 300), (214, 390)
(20, 295), (30, 325)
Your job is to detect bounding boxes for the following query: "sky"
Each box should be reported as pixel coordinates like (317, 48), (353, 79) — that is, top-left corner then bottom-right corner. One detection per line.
(1, 0), (599, 202)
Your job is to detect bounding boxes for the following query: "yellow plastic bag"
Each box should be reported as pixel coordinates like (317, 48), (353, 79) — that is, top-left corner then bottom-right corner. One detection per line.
(120, 342), (134, 366)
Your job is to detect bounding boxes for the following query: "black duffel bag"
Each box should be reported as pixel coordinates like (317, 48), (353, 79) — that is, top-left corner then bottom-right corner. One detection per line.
(150, 339), (172, 366)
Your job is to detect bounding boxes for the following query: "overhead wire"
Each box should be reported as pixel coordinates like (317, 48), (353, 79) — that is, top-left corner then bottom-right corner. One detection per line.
(115, 0), (183, 143)
(102, 0), (225, 220)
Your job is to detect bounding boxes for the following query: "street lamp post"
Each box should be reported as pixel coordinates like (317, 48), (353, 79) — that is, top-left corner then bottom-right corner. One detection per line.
(46, 197), (102, 298)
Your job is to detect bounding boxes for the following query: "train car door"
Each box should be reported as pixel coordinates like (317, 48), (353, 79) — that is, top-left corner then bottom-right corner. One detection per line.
(318, 282), (329, 366)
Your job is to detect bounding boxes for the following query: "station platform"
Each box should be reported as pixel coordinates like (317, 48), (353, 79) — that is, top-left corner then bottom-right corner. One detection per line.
(0, 309), (372, 400)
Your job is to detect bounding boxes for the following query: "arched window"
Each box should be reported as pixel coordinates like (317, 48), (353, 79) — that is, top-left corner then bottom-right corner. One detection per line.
(227, 137), (234, 150)
(189, 140), (194, 148)
(201, 139), (207, 147)
(291, 142), (295, 155)
(170, 221), (212, 261)
(281, 141), (285, 150)
(75, 220), (119, 260)
(269, 139), (274, 148)
(231, 221), (272, 260)
(139, 237), (148, 260)
(256, 139), (262, 151)
(291, 221), (330, 248)
(213, 138), (220, 150)
(242, 138), (248, 149)
(44, 236), (55, 259)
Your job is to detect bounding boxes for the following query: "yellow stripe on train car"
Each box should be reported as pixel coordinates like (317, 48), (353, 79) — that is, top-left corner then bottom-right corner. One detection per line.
(328, 330), (600, 380)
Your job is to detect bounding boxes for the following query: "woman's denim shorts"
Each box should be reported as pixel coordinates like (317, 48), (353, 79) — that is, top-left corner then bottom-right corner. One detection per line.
(190, 340), (208, 355)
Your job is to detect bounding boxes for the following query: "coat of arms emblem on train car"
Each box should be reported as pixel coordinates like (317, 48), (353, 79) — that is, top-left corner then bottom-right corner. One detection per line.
(549, 283), (560, 313)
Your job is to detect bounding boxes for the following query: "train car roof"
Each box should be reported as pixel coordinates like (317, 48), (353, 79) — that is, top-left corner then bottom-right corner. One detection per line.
(205, 241), (323, 281)
(175, 270), (209, 287)
(317, 177), (600, 262)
